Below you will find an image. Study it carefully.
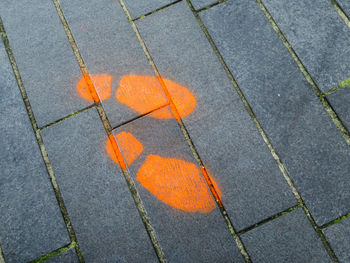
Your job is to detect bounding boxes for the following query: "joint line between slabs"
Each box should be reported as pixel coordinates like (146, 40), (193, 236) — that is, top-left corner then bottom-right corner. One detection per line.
(189, 0), (341, 262)
(120, 0), (252, 262)
(0, 246), (6, 263)
(51, 1), (166, 262)
(0, 16), (85, 263)
(133, 0), (183, 21)
(196, 0), (228, 13)
(330, 0), (350, 29)
(320, 211), (350, 229)
(28, 242), (75, 263)
(256, 0), (350, 146)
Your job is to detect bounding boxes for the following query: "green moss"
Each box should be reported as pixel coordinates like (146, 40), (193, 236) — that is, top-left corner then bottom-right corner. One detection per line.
(30, 242), (76, 263)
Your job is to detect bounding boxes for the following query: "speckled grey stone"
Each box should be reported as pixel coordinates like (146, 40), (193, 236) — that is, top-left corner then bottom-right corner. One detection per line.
(136, 1), (296, 232)
(41, 108), (157, 263)
(191, 0), (217, 10)
(327, 87), (350, 131)
(115, 108), (244, 262)
(0, 0), (90, 127)
(337, 0), (350, 17)
(241, 208), (332, 263)
(261, 0), (350, 93)
(323, 217), (350, 263)
(45, 248), (79, 263)
(0, 40), (69, 262)
(124, 0), (178, 19)
(59, 0), (167, 128)
(200, 0), (350, 226)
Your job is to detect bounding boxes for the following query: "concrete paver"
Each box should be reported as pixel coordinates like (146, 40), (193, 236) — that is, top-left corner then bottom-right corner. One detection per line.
(327, 87), (350, 131)
(45, 248), (79, 263)
(41, 108), (158, 262)
(0, 0), (90, 127)
(136, 1), (297, 232)
(59, 0), (167, 128)
(124, 0), (178, 19)
(200, 0), (350, 226)
(114, 108), (244, 262)
(241, 208), (332, 263)
(261, 0), (350, 93)
(323, 217), (350, 263)
(0, 40), (69, 262)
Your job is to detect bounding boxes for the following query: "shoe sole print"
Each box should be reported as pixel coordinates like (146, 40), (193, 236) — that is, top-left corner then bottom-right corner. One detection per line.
(77, 74), (221, 213)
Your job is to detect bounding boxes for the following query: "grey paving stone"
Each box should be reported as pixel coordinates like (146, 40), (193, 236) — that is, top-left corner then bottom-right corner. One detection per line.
(45, 248), (79, 263)
(124, 0), (178, 19)
(327, 87), (350, 131)
(59, 0), (167, 128)
(337, 0), (350, 18)
(261, 0), (350, 93)
(114, 108), (244, 262)
(200, 0), (350, 226)
(41, 108), (157, 263)
(323, 217), (350, 263)
(191, 0), (217, 10)
(136, 1), (296, 232)
(0, 39), (69, 262)
(0, 0), (90, 127)
(241, 208), (332, 263)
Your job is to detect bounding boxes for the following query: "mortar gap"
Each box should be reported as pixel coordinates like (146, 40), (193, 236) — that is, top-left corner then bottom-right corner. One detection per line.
(133, 0), (183, 21)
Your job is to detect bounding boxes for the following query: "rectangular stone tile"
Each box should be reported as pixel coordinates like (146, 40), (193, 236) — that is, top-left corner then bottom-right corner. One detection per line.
(41, 108), (158, 263)
(136, 1), (296, 232)
(124, 0), (178, 19)
(114, 107), (244, 262)
(338, 0), (350, 17)
(241, 208), (332, 262)
(262, 0), (350, 93)
(323, 217), (350, 263)
(0, 0), (90, 127)
(0, 39), (69, 262)
(45, 248), (79, 263)
(191, 0), (217, 10)
(59, 0), (168, 128)
(200, 0), (350, 226)
(327, 87), (350, 131)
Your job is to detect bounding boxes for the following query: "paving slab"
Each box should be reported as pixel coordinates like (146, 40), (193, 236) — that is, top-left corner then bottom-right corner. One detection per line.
(200, 0), (350, 226)
(136, 1), (296, 232)
(0, 40), (69, 262)
(337, 0), (350, 17)
(241, 208), (332, 263)
(59, 0), (168, 128)
(41, 108), (158, 263)
(114, 108), (244, 262)
(191, 0), (217, 10)
(261, 0), (350, 93)
(327, 87), (350, 131)
(0, 0), (90, 127)
(124, 0), (178, 19)
(45, 248), (79, 263)
(323, 217), (350, 263)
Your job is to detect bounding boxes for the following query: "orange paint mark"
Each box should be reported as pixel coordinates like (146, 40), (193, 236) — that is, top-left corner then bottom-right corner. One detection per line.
(76, 74), (113, 102)
(105, 135), (126, 169)
(137, 155), (221, 213)
(116, 75), (196, 119)
(115, 132), (144, 165)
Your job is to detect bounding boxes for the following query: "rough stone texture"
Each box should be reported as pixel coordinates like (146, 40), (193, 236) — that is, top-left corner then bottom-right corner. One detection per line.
(124, 0), (178, 19)
(41, 108), (158, 263)
(200, 0), (350, 226)
(327, 87), (350, 131)
(262, 0), (350, 93)
(0, 0), (90, 127)
(337, 0), (350, 17)
(59, 0), (167, 128)
(115, 107), (244, 262)
(191, 0), (218, 10)
(136, 1), (296, 232)
(323, 217), (350, 263)
(45, 248), (79, 263)
(0, 40), (69, 263)
(241, 208), (332, 263)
